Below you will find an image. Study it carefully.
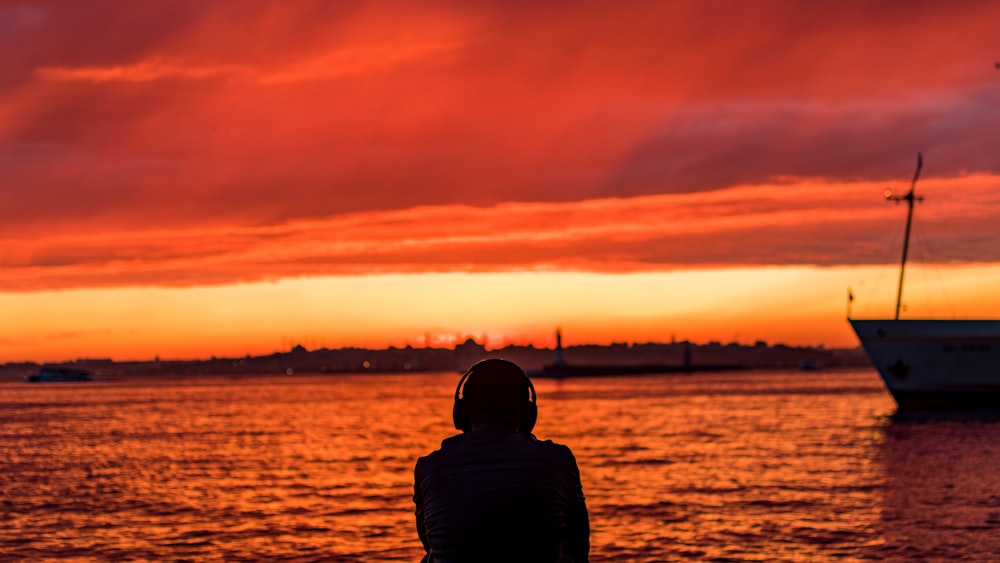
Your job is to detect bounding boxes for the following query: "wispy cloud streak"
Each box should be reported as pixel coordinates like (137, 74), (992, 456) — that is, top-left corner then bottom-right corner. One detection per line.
(34, 40), (462, 84)
(4, 175), (999, 291)
(35, 58), (253, 83)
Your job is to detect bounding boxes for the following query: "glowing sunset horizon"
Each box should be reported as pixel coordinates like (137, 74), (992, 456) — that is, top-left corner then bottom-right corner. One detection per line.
(2, 2), (999, 363)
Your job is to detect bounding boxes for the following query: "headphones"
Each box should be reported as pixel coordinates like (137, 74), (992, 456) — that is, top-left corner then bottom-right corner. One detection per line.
(452, 358), (538, 433)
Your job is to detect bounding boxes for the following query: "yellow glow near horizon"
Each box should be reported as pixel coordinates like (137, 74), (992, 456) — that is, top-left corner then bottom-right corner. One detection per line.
(5, 264), (1000, 363)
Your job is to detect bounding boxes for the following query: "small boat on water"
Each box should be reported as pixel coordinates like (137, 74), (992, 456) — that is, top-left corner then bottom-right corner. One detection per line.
(25, 367), (93, 383)
(849, 155), (1000, 411)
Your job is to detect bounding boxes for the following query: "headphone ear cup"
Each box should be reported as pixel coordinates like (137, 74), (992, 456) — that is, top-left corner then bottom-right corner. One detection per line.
(453, 397), (471, 432)
(519, 402), (537, 433)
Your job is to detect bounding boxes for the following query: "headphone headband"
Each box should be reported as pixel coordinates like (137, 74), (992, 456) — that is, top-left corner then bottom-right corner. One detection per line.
(455, 358), (536, 402)
(452, 359), (537, 433)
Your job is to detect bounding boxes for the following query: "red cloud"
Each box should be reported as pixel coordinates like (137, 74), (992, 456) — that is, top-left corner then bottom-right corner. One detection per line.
(2, 1), (1000, 285)
(3, 175), (999, 291)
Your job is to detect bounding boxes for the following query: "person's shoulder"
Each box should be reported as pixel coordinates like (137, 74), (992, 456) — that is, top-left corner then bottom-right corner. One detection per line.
(415, 434), (465, 467)
(527, 435), (579, 462)
(530, 435), (569, 450)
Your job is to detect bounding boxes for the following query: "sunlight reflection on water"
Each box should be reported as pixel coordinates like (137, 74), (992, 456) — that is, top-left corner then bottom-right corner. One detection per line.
(2, 370), (998, 561)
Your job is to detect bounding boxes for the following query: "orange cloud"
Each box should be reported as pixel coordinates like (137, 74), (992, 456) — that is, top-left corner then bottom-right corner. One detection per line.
(4, 0), (1000, 363)
(4, 175), (999, 291)
(34, 58), (254, 83)
(3, 1), (999, 245)
(34, 40), (464, 85)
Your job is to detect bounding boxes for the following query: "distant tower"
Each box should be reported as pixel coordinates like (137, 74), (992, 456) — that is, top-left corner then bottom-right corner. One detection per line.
(553, 328), (566, 366)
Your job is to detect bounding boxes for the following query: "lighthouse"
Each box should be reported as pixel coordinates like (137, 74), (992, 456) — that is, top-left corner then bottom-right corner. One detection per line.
(553, 328), (567, 367)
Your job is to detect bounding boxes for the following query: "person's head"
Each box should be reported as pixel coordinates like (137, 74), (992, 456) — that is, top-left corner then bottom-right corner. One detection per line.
(452, 359), (537, 433)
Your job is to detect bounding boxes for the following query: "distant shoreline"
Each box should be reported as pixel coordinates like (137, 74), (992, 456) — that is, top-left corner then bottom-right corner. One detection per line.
(2, 339), (869, 381)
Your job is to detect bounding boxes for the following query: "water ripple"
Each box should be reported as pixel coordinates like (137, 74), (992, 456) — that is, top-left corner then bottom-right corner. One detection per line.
(1, 371), (998, 560)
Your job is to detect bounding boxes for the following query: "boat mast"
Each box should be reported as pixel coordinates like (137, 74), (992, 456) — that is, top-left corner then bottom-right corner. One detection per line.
(885, 153), (923, 320)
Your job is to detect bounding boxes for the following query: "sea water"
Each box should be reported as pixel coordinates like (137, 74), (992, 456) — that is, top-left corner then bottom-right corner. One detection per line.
(2, 370), (998, 562)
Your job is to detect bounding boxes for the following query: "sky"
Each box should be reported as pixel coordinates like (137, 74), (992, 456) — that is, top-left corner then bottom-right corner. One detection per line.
(2, 1), (999, 362)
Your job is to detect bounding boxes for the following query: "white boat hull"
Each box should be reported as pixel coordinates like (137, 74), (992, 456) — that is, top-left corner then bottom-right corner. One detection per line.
(850, 319), (1000, 410)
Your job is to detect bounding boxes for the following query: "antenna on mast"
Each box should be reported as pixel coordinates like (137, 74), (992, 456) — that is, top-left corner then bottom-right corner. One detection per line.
(884, 153), (924, 320)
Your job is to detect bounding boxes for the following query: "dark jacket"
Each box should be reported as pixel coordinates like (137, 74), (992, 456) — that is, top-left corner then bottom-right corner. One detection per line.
(414, 428), (589, 563)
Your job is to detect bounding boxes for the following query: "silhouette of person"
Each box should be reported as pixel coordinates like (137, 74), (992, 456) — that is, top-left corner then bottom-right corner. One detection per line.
(413, 359), (590, 563)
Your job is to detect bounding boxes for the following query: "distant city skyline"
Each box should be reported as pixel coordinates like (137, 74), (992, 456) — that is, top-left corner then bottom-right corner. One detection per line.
(3, 2), (1000, 363)
(4, 335), (868, 379)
